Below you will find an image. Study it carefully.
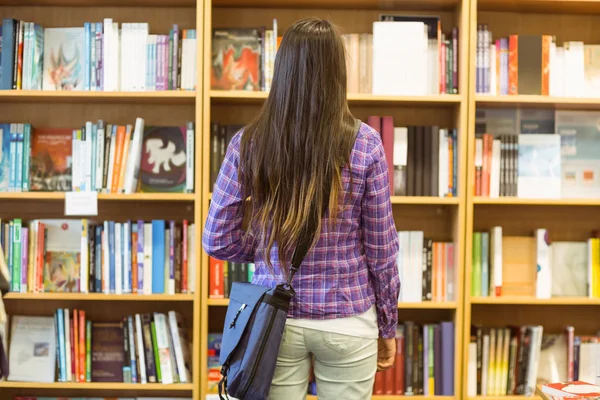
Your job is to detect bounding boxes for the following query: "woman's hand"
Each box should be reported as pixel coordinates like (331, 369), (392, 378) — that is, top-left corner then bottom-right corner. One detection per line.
(377, 337), (396, 371)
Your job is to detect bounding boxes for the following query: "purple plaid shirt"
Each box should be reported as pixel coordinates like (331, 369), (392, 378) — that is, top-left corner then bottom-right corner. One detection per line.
(203, 122), (400, 338)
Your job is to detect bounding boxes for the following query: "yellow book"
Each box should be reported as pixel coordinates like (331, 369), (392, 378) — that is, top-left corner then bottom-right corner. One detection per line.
(494, 328), (504, 395)
(488, 328), (497, 395)
(501, 328), (511, 395)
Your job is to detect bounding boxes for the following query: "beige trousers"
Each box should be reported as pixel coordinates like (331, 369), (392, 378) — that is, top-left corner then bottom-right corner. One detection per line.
(268, 324), (378, 400)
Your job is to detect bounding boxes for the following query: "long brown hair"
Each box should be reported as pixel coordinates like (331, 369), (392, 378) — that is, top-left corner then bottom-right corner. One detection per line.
(239, 18), (356, 271)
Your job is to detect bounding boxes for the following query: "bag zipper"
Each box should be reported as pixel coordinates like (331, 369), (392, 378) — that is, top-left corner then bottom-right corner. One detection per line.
(239, 305), (277, 398)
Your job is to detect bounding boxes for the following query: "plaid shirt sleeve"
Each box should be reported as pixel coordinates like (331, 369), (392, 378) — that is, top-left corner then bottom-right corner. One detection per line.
(362, 134), (400, 339)
(202, 133), (255, 263)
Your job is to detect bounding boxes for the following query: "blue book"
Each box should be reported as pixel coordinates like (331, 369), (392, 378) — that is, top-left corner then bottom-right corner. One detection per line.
(95, 225), (102, 292)
(56, 309), (67, 382)
(96, 22), (103, 91)
(15, 124), (23, 191)
(481, 232), (490, 297)
(440, 321), (455, 395)
(151, 219), (165, 294)
(109, 221), (116, 293)
(90, 23), (96, 91)
(125, 221), (132, 293)
(8, 124), (17, 191)
(137, 220), (144, 292)
(0, 19), (15, 90)
(84, 22), (91, 90)
(127, 315), (138, 383)
(0, 123), (11, 191)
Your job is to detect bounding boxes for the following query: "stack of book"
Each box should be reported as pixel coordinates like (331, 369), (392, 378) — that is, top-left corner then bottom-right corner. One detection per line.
(397, 231), (455, 302)
(210, 16), (459, 95)
(476, 25), (600, 98)
(468, 326), (600, 397)
(208, 258), (254, 299)
(0, 19), (197, 91)
(2, 218), (196, 295)
(0, 119), (194, 193)
(374, 321), (455, 395)
(475, 108), (600, 199)
(7, 311), (192, 383)
(472, 227), (600, 300)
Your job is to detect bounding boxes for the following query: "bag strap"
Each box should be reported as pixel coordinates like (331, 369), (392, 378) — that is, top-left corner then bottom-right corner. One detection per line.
(285, 119), (361, 286)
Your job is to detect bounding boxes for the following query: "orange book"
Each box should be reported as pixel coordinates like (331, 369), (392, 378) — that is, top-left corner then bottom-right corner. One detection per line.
(209, 257), (224, 298)
(16, 24), (23, 89)
(508, 35), (519, 95)
(432, 243), (438, 301)
(73, 309), (79, 382)
(36, 222), (45, 293)
(79, 310), (85, 382)
(541, 35), (551, 96)
(441, 242), (447, 301)
(132, 230), (138, 294)
(110, 126), (127, 193)
(117, 125), (132, 193)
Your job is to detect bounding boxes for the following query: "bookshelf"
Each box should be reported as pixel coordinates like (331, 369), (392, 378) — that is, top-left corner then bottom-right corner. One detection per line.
(463, 0), (600, 399)
(201, 0), (469, 398)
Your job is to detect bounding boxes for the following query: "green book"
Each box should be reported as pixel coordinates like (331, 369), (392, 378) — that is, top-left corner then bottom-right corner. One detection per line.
(151, 320), (162, 383)
(22, 124), (31, 191)
(481, 232), (490, 297)
(472, 232), (482, 297)
(12, 218), (21, 292)
(86, 320), (92, 382)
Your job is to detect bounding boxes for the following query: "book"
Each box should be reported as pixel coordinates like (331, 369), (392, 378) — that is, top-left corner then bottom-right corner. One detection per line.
(8, 315), (56, 382)
(140, 126), (189, 193)
(30, 128), (73, 192)
(91, 322), (124, 382)
(42, 28), (85, 91)
(211, 28), (261, 91)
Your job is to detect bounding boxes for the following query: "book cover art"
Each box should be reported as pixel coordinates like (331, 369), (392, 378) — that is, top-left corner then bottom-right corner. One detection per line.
(140, 126), (187, 193)
(8, 316), (56, 382)
(211, 28), (261, 91)
(542, 381), (600, 397)
(0, 124), (11, 191)
(537, 334), (568, 385)
(42, 28), (84, 91)
(556, 110), (600, 199)
(91, 322), (124, 382)
(517, 134), (561, 198)
(551, 242), (587, 297)
(207, 333), (222, 394)
(30, 128), (72, 191)
(41, 219), (82, 292)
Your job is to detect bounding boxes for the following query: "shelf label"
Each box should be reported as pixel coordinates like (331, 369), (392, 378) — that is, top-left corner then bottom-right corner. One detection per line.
(65, 191), (98, 216)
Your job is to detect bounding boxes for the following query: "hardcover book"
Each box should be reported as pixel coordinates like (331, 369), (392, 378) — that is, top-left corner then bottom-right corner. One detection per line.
(42, 28), (85, 91)
(41, 219), (82, 292)
(30, 128), (72, 191)
(8, 316), (56, 382)
(211, 28), (261, 91)
(91, 322), (124, 382)
(140, 126), (187, 193)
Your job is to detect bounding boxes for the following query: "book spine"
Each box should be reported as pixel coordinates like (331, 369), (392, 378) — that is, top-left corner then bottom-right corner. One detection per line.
(20, 227), (27, 293)
(151, 319), (162, 382)
(95, 120), (105, 191)
(11, 218), (21, 292)
(172, 25), (179, 90)
(8, 124), (16, 192)
(96, 23), (103, 90)
(186, 122), (194, 193)
(123, 221), (132, 293)
(79, 311), (85, 382)
(153, 313), (174, 384)
(64, 308), (72, 382)
(132, 226), (138, 294)
(22, 123), (30, 191)
(142, 314), (157, 382)
(452, 27), (458, 93)
(73, 310), (79, 382)
(90, 23), (96, 91)
(168, 311), (187, 383)
(108, 221), (115, 293)
(508, 35), (518, 95)
(15, 20), (23, 90)
(128, 315), (138, 383)
(122, 317), (132, 382)
(168, 31), (173, 90)
(80, 219), (89, 293)
(90, 123), (97, 191)
(15, 124), (23, 191)
(182, 219), (188, 293)
(174, 223), (182, 293)
(168, 220), (175, 294)
(57, 309), (66, 382)
(86, 319), (92, 381)
(84, 22), (91, 90)
(0, 20), (15, 90)
(135, 314), (148, 384)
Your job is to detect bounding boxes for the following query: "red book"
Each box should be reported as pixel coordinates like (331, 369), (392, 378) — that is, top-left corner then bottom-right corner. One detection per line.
(70, 314), (76, 381)
(35, 222), (45, 293)
(395, 327), (405, 394)
(508, 35), (519, 95)
(384, 363), (395, 394)
(79, 310), (86, 382)
(381, 116), (395, 194)
(73, 310), (79, 382)
(367, 116), (381, 135)
(209, 257), (224, 298)
(373, 370), (385, 394)
(482, 134), (490, 197)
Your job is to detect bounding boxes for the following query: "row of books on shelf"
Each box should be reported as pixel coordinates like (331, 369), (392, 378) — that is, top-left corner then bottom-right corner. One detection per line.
(1, 218), (196, 295)
(476, 25), (600, 98)
(467, 325), (600, 397)
(208, 258), (253, 299)
(397, 232), (455, 303)
(206, 321), (455, 396)
(1, 19), (196, 91)
(211, 16), (459, 96)
(471, 227), (600, 299)
(367, 116), (458, 198)
(0, 119), (194, 193)
(373, 321), (455, 396)
(475, 108), (600, 199)
(1, 310), (191, 384)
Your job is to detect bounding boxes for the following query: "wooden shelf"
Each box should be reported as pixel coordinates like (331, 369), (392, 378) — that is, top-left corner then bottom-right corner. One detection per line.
(476, 94), (600, 110)
(208, 193), (459, 205)
(477, 0), (600, 14)
(208, 298), (457, 309)
(210, 90), (463, 106)
(0, 90), (195, 104)
(3, 293), (195, 301)
(0, 382), (194, 390)
(470, 297), (600, 305)
(473, 197), (600, 206)
(469, 397), (539, 400)
(0, 192), (195, 201)
(212, 0), (460, 10)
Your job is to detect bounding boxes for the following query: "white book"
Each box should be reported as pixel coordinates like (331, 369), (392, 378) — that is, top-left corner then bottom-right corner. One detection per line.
(428, 39), (438, 94)
(85, 121), (93, 191)
(489, 44), (497, 95)
(8, 316), (56, 382)
(153, 313), (175, 384)
(536, 229), (552, 299)
(168, 311), (191, 383)
(481, 334), (490, 395)
(490, 139), (501, 198)
(123, 221), (131, 294)
(71, 131), (79, 191)
(180, 35), (188, 90)
(120, 23), (130, 91)
(95, 120), (105, 191)
(467, 342), (477, 397)
(564, 41), (585, 97)
(393, 127), (408, 196)
(411, 231), (424, 302)
(102, 222), (110, 293)
(396, 231), (404, 301)
(139, 23), (149, 91)
(372, 21), (428, 95)
(115, 222), (122, 294)
(187, 224), (195, 294)
(143, 223), (153, 295)
(79, 220), (89, 293)
(517, 134), (561, 199)
(112, 22), (120, 91)
(103, 19), (113, 91)
(127, 316), (137, 383)
(147, 35), (157, 91)
(490, 226), (503, 297)
(124, 118), (145, 194)
(525, 326), (544, 396)
(135, 314), (148, 384)
(401, 231), (410, 301)
(185, 122), (194, 192)
(64, 309), (72, 382)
